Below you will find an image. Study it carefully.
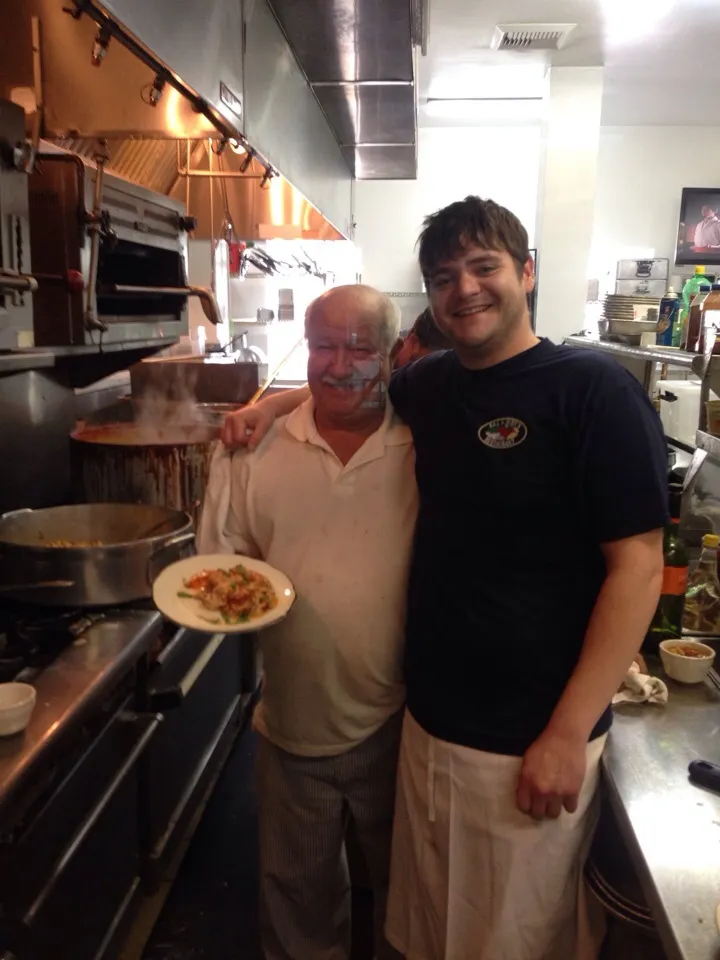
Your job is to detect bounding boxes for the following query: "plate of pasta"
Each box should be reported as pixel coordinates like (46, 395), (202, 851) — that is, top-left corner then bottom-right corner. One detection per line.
(153, 554), (296, 633)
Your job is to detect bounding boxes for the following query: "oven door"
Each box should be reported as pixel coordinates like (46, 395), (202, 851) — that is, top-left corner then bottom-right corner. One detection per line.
(139, 627), (256, 887)
(0, 703), (162, 960)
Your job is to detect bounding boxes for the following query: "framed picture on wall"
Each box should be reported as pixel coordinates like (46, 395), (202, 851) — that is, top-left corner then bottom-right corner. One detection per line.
(676, 188), (720, 265)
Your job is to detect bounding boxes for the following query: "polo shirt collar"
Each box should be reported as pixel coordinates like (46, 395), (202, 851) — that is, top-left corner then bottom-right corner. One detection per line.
(285, 396), (412, 467)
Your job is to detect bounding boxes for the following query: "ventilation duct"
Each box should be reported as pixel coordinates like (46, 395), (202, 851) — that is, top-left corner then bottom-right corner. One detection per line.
(491, 23), (577, 52)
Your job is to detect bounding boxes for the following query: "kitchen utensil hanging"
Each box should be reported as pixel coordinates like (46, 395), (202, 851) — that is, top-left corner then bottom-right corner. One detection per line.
(216, 152), (244, 278)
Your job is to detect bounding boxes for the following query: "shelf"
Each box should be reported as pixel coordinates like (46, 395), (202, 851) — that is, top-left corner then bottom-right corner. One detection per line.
(45, 339), (179, 358)
(0, 351), (56, 374)
(564, 336), (703, 371)
(666, 435), (696, 455)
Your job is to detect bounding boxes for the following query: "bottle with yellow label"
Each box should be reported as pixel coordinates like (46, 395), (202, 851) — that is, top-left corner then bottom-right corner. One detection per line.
(683, 533), (720, 634)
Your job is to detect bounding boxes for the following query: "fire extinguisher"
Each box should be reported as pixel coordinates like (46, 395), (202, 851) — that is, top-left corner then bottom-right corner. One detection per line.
(229, 240), (246, 277)
(220, 213), (245, 278)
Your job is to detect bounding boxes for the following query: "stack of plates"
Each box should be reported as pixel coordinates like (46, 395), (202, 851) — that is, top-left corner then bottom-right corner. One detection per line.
(600, 294), (663, 344)
(603, 294), (661, 322)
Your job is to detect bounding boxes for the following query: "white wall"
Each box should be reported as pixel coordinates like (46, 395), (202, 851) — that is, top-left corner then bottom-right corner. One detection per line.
(590, 126), (720, 292)
(534, 67), (604, 343)
(353, 125), (542, 292)
(353, 119), (720, 334)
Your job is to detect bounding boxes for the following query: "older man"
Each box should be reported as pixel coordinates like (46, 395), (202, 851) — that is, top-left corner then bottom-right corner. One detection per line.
(198, 284), (414, 960)
(694, 203), (720, 249)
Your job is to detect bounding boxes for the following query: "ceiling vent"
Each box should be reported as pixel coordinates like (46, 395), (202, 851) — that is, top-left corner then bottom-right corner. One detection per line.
(491, 23), (577, 52)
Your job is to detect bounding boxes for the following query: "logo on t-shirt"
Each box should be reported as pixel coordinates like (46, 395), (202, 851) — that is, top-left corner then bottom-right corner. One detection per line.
(478, 417), (527, 449)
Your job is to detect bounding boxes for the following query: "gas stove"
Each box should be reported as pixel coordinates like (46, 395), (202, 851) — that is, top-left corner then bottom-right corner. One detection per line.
(0, 599), (169, 684)
(0, 590), (250, 958)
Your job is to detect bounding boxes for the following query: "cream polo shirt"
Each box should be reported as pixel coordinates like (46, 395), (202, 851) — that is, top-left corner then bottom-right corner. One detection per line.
(695, 216), (720, 248)
(197, 399), (417, 757)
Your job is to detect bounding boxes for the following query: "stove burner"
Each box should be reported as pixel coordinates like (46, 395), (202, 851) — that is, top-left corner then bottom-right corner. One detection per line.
(0, 598), (157, 683)
(0, 609), (100, 683)
(12, 609), (105, 645)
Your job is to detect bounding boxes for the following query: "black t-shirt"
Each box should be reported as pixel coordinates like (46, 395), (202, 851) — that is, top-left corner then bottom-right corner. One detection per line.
(389, 339), (669, 756)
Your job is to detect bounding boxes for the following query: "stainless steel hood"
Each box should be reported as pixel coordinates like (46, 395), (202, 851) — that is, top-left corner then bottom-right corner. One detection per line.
(0, 0), (354, 236)
(97, 0), (246, 137)
(268, 0), (418, 180)
(242, 0), (353, 235)
(92, 0), (354, 235)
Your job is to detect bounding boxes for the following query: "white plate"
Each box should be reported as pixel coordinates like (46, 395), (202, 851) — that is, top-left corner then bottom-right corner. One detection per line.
(152, 554), (296, 633)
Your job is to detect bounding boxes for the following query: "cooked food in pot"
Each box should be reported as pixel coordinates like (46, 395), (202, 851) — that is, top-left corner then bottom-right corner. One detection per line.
(44, 539), (103, 547)
(73, 424), (219, 446)
(178, 564), (278, 625)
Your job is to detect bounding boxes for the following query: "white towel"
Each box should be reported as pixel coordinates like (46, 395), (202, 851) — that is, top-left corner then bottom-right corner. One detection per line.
(196, 443), (235, 555)
(612, 662), (668, 705)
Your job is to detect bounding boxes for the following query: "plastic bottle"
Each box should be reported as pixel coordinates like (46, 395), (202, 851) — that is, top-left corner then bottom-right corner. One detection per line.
(679, 267), (712, 349)
(683, 533), (720, 633)
(657, 286), (679, 346)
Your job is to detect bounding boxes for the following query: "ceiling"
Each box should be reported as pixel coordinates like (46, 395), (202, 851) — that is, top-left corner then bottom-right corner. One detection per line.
(415, 0), (720, 127)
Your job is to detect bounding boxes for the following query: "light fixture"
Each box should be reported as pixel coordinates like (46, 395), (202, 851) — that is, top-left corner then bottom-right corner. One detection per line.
(91, 26), (111, 66)
(239, 151), (254, 174)
(600, 0), (674, 44)
(428, 64), (547, 101)
(260, 167), (274, 189)
(148, 74), (166, 107)
(423, 97), (544, 123)
(229, 139), (247, 156)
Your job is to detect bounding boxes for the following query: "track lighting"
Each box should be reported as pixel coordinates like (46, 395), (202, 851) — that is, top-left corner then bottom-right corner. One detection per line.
(91, 25), (111, 66)
(148, 74), (166, 107)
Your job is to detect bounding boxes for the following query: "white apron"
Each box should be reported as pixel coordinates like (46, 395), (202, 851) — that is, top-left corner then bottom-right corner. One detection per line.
(385, 710), (607, 960)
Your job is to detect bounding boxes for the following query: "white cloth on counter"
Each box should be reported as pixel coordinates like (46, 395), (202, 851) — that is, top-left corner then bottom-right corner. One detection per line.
(196, 398), (418, 758)
(612, 662), (668, 705)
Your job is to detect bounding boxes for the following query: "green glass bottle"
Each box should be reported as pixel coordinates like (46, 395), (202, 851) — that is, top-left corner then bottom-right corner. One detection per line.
(643, 490), (689, 654)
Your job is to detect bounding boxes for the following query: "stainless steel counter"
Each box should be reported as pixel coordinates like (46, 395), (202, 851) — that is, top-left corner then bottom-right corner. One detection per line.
(603, 670), (720, 960)
(0, 609), (162, 819)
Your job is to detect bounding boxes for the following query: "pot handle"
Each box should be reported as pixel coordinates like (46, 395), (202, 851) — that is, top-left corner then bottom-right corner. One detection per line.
(0, 508), (33, 520)
(146, 530), (196, 587)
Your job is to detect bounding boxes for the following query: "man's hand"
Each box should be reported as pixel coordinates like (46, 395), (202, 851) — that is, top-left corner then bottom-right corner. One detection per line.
(516, 728), (587, 820)
(221, 386), (311, 450)
(221, 404), (277, 451)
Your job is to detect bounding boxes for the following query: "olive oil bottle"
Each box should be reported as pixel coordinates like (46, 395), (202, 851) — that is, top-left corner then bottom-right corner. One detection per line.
(683, 533), (720, 634)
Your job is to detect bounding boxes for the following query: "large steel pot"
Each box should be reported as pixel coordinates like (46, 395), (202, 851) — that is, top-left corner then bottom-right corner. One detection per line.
(70, 423), (219, 526)
(0, 503), (194, 606)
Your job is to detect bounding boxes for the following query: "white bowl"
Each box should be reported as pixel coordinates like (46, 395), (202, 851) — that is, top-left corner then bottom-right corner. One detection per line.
(659, 639), (716, 684)
(0, 683), (37, 736)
